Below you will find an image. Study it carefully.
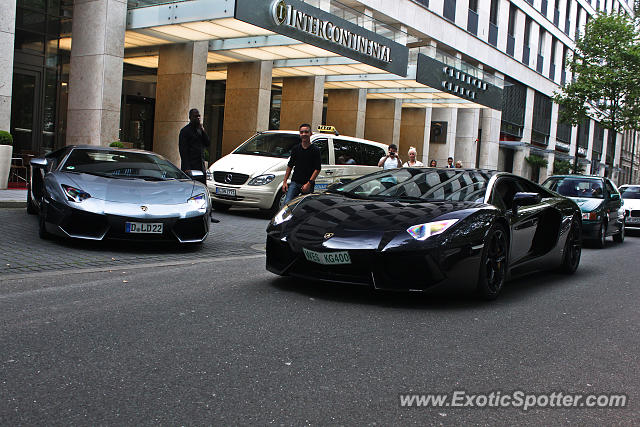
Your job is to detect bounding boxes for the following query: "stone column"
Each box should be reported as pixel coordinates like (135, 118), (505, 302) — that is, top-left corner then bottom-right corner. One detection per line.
(454, 108), (480, 168)
(542, 103), (559, 181)
(153, 42), (207, 166)
(429, 107), (458, 166)
(364, 99), (401, 146)
(399, 107), (431, 165)
(279, 76), (325, 131)
(0, 0), (16, 131)
(326, 89), (366, 138)
(478, 108), (501, 170)
(66, 0), (127, 146)
(222, 61), (272, 156)
(513, 87), (535, 177)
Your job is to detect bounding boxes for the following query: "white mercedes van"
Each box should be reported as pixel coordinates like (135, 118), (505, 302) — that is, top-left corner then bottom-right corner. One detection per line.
(207, 127), (388, 213)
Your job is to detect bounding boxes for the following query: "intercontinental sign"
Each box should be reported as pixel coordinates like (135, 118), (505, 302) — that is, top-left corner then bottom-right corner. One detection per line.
(270, 0), (392, 64)
(234, 0), (409, 76)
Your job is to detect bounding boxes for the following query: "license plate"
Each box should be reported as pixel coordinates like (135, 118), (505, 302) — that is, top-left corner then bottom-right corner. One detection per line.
(628, 217), (640, 223)
(125, 222), (163, 234)
(216, 187), (236, 197)
(315, 183), (328, 191)
(303, 248), (351, 265)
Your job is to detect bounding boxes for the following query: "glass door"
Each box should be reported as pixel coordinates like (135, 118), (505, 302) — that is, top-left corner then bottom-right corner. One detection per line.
(11, 68), (42, 155)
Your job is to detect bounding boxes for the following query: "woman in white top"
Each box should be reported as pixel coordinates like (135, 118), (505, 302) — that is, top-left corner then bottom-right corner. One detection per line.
(378, 144), (402, 170)
(403, 146), (424, 167)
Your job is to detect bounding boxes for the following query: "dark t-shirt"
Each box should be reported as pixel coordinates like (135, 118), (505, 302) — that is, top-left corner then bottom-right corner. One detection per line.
(178, 123), (210, 173)
(288, 143), (322, 184)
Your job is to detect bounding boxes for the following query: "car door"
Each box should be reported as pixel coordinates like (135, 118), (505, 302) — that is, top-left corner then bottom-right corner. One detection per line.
(604, 178), (622, 233)
(332, 138), (383, 183)
(310, 137), (332, 191)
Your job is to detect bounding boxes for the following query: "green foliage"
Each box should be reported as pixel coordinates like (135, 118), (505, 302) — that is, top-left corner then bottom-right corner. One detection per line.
(204, 148), (210, 162)
(553, 159), (573, 175)
(0, 130), (13, 146)
(525, 154), (548, 169)
(553, 13), (640, 132)
(109, 141), (125, 148)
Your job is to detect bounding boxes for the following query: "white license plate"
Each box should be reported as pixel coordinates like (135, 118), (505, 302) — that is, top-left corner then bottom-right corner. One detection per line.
(125, 222), (163, 234)
(628, 217), (640, 223)
(315, 183), (328, 191)
(216, 187), (236, 197)
(303, 248), (351, 265)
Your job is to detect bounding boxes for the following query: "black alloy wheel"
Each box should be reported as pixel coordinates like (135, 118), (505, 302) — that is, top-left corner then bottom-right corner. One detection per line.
(267, 190), (286, 216)
(594, 221), (606, 249)
(560, 218), (581, 274)
(613, 219), (625, 243)
(38, 201), (50, 240)
(26, 188), (38, 215)
(477, 224), (508, 300)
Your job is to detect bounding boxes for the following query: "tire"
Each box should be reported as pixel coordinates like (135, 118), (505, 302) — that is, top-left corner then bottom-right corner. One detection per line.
(613, 219), (625, 243)
(559, 217), (581, 274)
(38, 202), (51, 240)
(26, 189), (38, 215)
(211, 201), (231, 212)
(476, 223), (509, 300)
(594, 221), (606, 249)
(268, 190), (286, 216)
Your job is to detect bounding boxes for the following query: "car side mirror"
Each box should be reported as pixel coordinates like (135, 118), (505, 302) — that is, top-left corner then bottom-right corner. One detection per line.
(610, 193), (620, 201)
(186, 170), (204, 180)
(30, 158), (47, 167)
(512, 192), (542, 210)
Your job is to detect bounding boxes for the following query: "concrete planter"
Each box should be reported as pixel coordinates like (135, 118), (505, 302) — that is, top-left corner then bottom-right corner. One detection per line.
(0, 145), (13, 190)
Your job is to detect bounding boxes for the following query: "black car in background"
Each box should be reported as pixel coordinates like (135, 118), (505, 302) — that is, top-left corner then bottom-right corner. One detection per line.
(267, 168), (582, 300)
(542, 175), (624, 248)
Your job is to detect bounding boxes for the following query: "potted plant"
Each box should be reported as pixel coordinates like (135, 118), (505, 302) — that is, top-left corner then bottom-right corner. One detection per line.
(525, 154), (548, 183)
(0, 131), (13, 190)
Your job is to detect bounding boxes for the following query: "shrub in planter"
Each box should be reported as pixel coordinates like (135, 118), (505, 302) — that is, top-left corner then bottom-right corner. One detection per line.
(0, 130), (13, 146)
(109, 141), (125, 148)
(0, 130), (14, 190)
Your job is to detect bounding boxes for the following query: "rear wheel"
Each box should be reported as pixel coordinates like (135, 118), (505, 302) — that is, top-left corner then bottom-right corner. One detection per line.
(211, 201), (231, 212)
(26, 189), (38, 215)
(476, 224), (508, 300)
(594, 221), (606, 249)
(613, 219), (625, 243)
(559, 218), (581, 274)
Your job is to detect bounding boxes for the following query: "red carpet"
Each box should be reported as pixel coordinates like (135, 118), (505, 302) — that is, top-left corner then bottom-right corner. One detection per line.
(7, 182), (28, 189)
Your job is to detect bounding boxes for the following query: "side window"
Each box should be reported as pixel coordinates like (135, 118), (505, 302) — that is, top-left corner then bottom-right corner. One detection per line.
(313, 138), (329, 164)
(491, 178), (524, 210)
(333, 139), (360, 165)
(516, 177), (541, 194)
(359, 143), (386, 166)
(604, 179), (616, 197)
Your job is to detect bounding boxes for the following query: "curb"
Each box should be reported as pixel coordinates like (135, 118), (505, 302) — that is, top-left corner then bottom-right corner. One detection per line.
(0, 201), (26, 209)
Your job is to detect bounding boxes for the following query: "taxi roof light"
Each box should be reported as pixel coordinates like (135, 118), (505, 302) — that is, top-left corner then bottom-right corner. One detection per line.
(317, 125), (339, 135)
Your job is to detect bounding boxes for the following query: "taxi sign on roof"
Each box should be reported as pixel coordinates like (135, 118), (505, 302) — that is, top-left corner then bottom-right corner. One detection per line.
(317, 125), (339, 135)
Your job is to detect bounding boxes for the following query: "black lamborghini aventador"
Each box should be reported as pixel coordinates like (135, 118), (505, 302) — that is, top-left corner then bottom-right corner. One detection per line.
(266, 168), (582, 300)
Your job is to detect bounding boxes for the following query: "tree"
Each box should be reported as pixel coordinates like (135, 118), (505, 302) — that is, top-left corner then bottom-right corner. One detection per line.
(553, 13), (640, 173)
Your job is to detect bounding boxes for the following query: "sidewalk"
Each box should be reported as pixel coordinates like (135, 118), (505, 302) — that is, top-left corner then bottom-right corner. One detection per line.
(0, 189), (27, 208)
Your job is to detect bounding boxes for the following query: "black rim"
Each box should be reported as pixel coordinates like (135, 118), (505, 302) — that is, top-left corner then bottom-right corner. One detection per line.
(567, 222), (581, 268)
(620, 222), (625, 239)
(600, 223), (606, 245)
(485, 229), (507, 292)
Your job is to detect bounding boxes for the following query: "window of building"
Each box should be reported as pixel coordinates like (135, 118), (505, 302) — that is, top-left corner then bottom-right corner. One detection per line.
(501, 77), (527, 139)
(564, 0), (572, 35)
(443, 0), (457, 22)
(489, 0), (500, 46)
(507, 4), (517, 56)
(537, 28), (546, 73)
(549, 37), (557, 79)
(532, 91), (552, 145)
(523, 17), (532, 65)
(468, 0), (479, 34)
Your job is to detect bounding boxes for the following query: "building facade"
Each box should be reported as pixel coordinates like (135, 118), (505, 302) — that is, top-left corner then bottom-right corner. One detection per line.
(3, 0), (639, 184)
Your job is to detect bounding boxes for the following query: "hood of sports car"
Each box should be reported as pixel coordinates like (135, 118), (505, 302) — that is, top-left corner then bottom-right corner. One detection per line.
(288, 194), (484, 232)
(570, 197), (603, 212)
(58, 172), (200, 204)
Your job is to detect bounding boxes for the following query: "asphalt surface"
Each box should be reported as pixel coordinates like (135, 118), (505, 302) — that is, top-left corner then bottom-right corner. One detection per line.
(0, 209), (639, 425)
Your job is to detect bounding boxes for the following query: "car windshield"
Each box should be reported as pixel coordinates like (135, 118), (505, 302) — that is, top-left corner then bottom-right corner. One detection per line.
(328, 168), (493, 202)
(543, 177), (604, 199)
(234, 133), (301, 158)
(620, 186), (640, 199)
(61, 149), (188, 180)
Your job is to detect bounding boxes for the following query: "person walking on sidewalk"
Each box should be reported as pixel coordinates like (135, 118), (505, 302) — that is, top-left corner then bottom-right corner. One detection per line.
(282, 123), (321, 205)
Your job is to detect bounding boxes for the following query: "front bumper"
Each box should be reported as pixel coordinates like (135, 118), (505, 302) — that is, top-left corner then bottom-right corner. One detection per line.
(44, 198), (209, 243)
(581, 220), (601, 239)
(265, 234), (482, 292)
(207, 179), (279, 210)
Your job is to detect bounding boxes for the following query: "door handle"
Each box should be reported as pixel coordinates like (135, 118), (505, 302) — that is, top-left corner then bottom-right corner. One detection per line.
(325, 170), (334, 174)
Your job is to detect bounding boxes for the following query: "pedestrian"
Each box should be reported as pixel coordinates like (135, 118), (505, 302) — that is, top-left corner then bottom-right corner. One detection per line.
(446, 157), (454, 168)
(378, 144), (402, 169)
(179, 108), (209, 185)
(429, 159), (437, 167)
(282, 123), (322, 204)
(403, 147), (424, 167)
(455, 160), (463, 168)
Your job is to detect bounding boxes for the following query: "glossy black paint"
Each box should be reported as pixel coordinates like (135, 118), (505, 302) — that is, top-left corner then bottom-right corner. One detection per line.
(266, 169), (582, 295)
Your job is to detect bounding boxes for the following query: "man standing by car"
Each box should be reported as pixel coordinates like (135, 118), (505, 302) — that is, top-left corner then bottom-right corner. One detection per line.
(282, 123), (321, 204)
(179, 108), (209, 184)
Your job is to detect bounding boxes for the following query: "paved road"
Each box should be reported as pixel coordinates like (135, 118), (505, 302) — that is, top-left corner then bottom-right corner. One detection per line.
(1, 210), (639, 424)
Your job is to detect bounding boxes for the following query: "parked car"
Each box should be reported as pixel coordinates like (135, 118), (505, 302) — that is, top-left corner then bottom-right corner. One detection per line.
(28, 146), (211, 243)
(542, 175), (624, 248)
(267, 168), (582, 300)
(207, 127), (388, 214)
(619, 184), (640, 229)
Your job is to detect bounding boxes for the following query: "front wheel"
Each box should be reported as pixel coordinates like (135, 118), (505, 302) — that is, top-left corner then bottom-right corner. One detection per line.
(26, 189), (38, 215)
(38, 201), (50, 240)
(476, 224), (509, 300)
(613, 219), (625, 243)
(594, 221), (606, 249)
(559, 218), (581, 274)
(267, 190), (286, 216)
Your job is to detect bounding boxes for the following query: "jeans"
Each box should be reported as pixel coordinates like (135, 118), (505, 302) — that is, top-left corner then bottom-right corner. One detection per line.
(283, 181), (313, 205)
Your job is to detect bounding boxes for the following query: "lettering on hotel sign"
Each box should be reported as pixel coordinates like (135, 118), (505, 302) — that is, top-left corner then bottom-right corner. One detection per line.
(234, 0), (409, 76)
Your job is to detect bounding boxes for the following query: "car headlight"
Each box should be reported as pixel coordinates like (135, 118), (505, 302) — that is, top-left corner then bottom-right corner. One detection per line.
(188, 193), (207, 211)
(272, 204), (293, 226)
(582, 211), (597, 220)
(406, 219), (458, 241)
(248, 174), (276, 186)
(61, 184), (91, 202)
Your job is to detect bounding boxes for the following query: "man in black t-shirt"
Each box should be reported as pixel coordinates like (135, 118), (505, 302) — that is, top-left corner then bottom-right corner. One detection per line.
(179, 108), (210, 184)
(282, 123), (321, 204)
